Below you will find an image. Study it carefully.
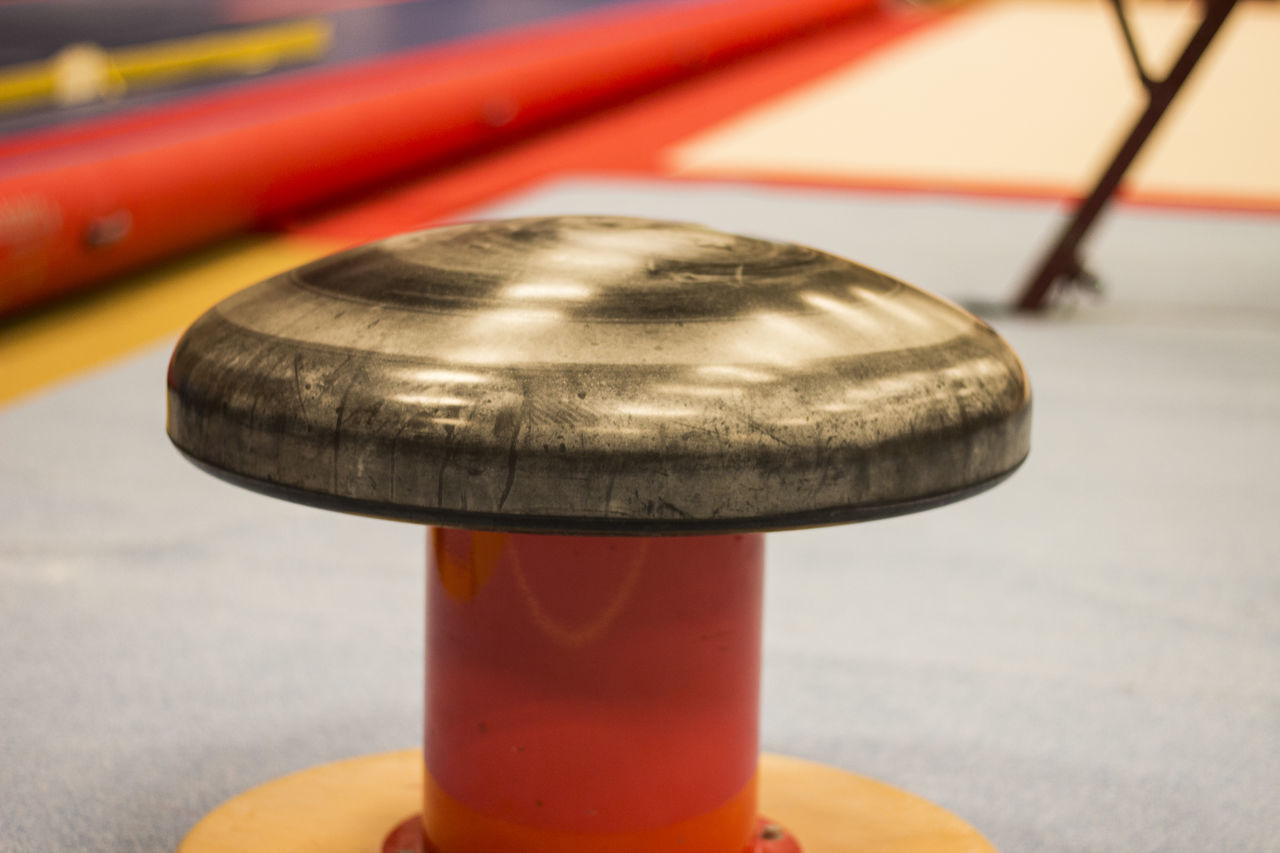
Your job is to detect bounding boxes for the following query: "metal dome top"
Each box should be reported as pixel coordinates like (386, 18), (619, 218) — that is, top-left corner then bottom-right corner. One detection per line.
(166, 216), (1030, 534)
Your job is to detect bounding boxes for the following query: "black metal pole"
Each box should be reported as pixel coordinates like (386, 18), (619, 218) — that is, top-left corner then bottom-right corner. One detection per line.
(1015, 0), (1239, 312)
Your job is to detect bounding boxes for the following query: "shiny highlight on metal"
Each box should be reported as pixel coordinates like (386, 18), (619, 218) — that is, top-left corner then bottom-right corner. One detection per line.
(166, 216), (1030, 533)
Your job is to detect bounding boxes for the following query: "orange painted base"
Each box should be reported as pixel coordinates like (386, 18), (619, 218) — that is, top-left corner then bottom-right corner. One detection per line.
(176, 751), (998, 853)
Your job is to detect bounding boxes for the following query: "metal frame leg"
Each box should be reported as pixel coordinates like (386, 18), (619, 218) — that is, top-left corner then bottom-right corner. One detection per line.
(1015, 0), (1239, 312)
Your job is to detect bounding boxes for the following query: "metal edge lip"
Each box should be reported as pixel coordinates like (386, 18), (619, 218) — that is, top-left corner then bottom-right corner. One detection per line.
(169, 437), (1028, 538)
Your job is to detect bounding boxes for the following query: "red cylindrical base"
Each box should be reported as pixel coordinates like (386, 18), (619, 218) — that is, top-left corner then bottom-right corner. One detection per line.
(426, 530), (765, 853)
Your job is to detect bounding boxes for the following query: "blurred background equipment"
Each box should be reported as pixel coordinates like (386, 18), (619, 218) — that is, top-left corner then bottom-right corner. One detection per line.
(0, 0), (875, 316)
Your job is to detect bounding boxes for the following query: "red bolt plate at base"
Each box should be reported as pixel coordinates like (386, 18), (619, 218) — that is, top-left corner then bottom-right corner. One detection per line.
(381, 815), (802, 853)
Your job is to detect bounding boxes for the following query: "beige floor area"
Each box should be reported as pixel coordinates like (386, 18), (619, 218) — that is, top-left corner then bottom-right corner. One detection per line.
(671, 0), (1280, 205)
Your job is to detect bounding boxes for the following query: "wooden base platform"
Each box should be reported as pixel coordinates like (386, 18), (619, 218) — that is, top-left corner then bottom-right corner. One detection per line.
(177, 751), (997, 853)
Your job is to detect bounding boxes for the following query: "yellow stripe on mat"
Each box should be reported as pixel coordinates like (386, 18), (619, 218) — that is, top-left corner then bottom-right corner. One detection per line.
(0, 235), (337, 406)
(0, 18), (331, 113)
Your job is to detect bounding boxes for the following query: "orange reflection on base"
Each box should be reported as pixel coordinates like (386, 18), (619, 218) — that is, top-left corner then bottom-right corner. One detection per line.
(426, 530), (765, 853)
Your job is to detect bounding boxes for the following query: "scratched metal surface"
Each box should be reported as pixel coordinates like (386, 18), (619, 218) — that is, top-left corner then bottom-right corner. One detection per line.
(2, 178), (1278, 852)
(166, 216), (1030, 534)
